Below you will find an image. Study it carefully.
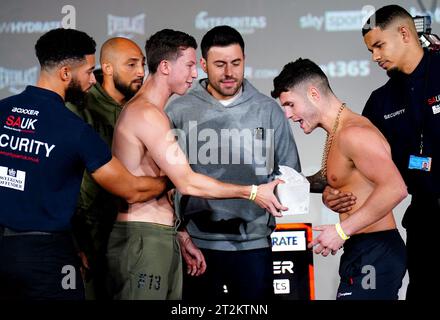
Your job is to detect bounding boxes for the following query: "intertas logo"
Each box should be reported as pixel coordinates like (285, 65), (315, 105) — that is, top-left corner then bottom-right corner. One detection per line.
(195, 11), (267, 34)
(0, 66), (38, 94)
(108, 13), (145, 38)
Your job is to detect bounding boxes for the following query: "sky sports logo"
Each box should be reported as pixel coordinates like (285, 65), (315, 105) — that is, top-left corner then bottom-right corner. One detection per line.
(299, 5), (375, 31)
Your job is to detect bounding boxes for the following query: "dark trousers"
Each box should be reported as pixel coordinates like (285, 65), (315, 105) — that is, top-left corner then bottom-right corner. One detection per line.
(403, 196), (440, 300)
(0, 227), (84, 300)
(182, 247), (274, 302)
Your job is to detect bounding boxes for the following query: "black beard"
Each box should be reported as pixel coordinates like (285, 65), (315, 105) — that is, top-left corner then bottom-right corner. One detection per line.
(114, 74), (141, 101)
(386, 67), (402, 78)
(65, 78), (87, 106)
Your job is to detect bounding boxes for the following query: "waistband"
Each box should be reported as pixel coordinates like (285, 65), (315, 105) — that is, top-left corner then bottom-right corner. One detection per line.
(112, 221), (179, 235)
(344, 229), (401, 249)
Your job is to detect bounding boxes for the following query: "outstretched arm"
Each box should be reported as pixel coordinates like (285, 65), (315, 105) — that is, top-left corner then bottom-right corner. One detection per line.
(117, 105), (287, 216)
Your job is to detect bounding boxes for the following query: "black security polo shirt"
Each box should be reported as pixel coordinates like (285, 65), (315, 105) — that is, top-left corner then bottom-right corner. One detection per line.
(0, 86), (112, 232)
(363, 49), (440, 198)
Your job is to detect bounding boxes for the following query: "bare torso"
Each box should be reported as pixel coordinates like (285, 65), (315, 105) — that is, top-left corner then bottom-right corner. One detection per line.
(326, 113), (396, 234)
(112, 95), (174, 226)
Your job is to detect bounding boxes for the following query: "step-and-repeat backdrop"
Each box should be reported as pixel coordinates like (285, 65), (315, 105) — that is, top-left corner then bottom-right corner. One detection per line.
(1, 0), (438, 299)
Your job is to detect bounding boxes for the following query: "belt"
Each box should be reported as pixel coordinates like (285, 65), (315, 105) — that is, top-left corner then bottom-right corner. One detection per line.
(0, 226), (53, 237)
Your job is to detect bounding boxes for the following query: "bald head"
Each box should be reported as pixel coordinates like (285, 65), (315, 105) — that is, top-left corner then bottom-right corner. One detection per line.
(100, 37), (141, 64)
(99, 37), (145, 103)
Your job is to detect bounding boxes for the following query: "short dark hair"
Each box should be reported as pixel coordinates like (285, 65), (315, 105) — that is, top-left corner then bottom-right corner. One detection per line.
(145, 29), (197, 74)
(271, 58), (332, 99)
(35, 28), (96, 69)
(362, 5), (413, 36)
(201, 25), (245, 59)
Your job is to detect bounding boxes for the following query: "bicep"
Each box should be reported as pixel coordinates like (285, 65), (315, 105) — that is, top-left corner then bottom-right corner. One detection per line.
(343, 129), (401, 186)
(133, 110), (193, 185)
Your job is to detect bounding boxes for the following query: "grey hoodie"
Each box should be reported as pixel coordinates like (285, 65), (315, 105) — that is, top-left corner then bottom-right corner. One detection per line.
(166, 79), (301, 251)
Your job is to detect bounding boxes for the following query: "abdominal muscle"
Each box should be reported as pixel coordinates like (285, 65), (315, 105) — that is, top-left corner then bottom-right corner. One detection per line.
(115, 149), (175, 227)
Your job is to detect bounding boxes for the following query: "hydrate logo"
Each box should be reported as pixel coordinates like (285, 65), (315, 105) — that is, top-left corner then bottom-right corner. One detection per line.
(0, 66), (38, 94)
(271, 231), (306, 252)
(0, 5), (75, 34)
(195, 11), (267, 34)
(0, 20), (61, 34)
(107, 14), (145, 38)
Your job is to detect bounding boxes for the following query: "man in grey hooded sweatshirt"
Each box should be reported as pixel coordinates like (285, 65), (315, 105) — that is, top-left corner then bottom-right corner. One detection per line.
(166, 25), (301, 301)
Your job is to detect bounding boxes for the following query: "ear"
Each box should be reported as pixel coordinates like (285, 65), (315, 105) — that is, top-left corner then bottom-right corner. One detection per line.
(399, 25), (411, 43)
(307, 86), (320, 103)
(158, 60), (170, 75)
(59, 66), (71, 83)
(200, 57), (207, 73)
(102, 62), (113, 76)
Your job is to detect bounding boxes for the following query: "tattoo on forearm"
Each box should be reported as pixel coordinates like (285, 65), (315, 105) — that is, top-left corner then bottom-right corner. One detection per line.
(306, 170), (327, 193)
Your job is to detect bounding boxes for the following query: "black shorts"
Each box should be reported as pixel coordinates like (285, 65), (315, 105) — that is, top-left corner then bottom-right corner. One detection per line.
(337, 229), (406, 300)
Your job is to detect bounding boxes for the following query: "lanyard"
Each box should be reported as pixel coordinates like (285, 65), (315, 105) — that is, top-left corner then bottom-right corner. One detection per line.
(409, 52), (431, 155)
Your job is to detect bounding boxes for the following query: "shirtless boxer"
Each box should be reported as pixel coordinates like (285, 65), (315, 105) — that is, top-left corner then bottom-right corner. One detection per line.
(272, 58), (408, 300)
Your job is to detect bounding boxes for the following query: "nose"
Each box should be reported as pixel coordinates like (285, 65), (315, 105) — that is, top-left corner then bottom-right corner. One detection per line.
(90, 72), (96, 85)
(137, 65), (145, 78)
(284, 107), (294, 119)
(372, 49), (380, 62)
(224, 64), (232, 77)
(192, 66), (198, 79)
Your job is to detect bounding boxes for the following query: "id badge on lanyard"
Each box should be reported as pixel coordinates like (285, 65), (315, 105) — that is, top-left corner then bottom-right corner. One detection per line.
(408, 133), (432, 172)
(408, 53), (433, 172)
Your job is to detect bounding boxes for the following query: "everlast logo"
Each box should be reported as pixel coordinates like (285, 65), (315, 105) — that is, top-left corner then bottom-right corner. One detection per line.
(0, 66), (38, 94)
(107, 14), (145, 38)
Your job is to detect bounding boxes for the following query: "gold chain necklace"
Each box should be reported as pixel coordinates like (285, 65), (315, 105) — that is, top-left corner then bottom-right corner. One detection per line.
(321, 103), (346, 179)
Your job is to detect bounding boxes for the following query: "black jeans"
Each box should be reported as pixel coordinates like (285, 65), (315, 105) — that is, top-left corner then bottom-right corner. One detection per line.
(182, 247), (274, 302)
(0, 227), (84, 300)
(403, 196), (440, 300)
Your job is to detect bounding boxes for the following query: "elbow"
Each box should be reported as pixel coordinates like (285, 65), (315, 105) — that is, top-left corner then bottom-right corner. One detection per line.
(125, 193), (138, 205)
(395, 183), (408, 203)
(176, 184), (191, 196)
(399, 186), (409, 202)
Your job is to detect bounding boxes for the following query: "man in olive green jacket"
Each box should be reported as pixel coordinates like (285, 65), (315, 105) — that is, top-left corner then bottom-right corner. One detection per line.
(67, 37), (145, 299)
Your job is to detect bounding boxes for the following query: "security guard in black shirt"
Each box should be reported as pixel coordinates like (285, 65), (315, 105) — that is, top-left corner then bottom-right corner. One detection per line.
(361, 5), (440, 300)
